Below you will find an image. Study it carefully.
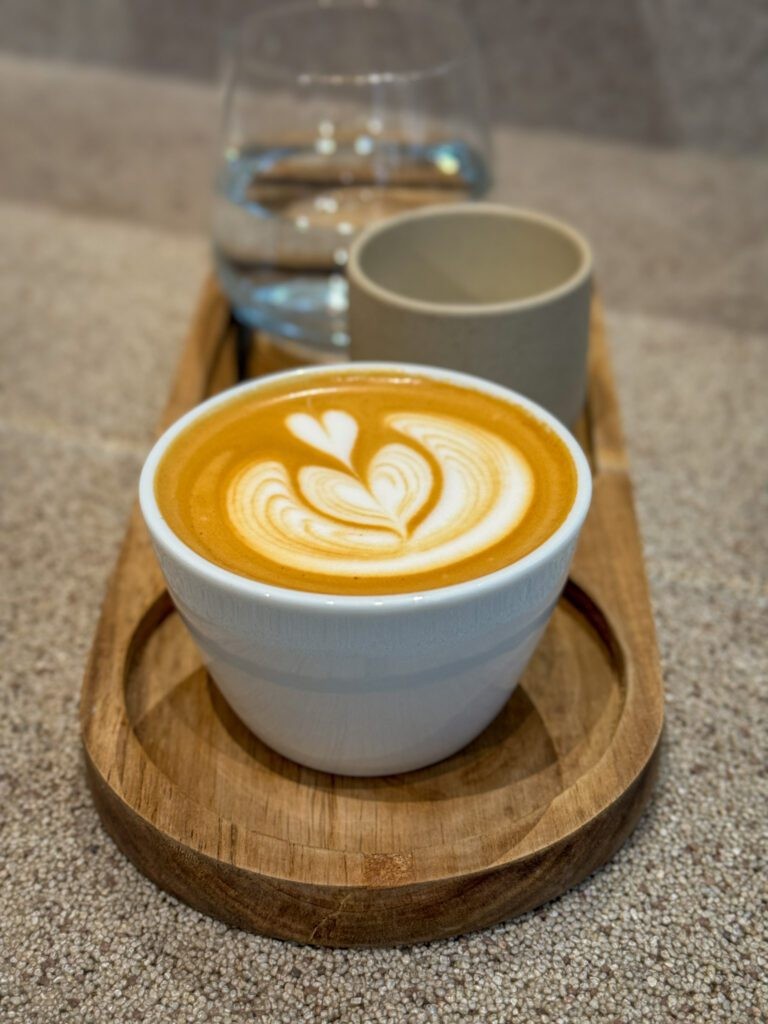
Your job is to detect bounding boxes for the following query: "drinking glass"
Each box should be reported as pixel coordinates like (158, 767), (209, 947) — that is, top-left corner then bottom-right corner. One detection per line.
(212, 0), (491, 353)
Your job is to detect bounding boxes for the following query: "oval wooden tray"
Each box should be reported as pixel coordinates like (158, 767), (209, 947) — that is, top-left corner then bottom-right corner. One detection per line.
(81, 280), (663, 947)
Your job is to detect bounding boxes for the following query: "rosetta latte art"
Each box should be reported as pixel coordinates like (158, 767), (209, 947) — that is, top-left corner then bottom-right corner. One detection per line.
(226, 408), (535, 580)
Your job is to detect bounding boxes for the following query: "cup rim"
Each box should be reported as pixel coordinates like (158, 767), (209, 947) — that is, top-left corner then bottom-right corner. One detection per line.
(347, 203), (593, 317)
(139, 362), (592, 612)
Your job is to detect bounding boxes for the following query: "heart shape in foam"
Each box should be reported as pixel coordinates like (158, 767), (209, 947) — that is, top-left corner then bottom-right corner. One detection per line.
(287, 410), (358, 468)
(298, 443), (432, 537)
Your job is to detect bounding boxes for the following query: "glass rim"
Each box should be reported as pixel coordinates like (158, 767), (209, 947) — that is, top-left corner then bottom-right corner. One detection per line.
(223, 0), (480, 86)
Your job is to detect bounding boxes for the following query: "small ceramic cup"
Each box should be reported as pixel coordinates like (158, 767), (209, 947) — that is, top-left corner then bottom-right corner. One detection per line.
(139, 362), (591, 776)
(348, 204), (593, 427)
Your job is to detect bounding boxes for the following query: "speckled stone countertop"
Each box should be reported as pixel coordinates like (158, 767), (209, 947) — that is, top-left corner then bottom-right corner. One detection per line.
(1, 56), (766, 1023)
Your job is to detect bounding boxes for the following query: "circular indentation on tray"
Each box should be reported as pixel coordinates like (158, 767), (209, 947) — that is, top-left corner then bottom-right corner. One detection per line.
(123, 581), (625, 877)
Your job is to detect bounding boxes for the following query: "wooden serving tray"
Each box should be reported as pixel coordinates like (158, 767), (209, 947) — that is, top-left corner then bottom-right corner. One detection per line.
(81, 278), (663, 947)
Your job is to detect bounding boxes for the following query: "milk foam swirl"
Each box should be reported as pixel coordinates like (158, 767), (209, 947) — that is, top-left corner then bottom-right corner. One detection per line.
(226, 409), (534, 580)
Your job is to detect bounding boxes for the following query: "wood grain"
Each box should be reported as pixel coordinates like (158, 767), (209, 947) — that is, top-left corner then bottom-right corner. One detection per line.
(80, 282), (664, 947)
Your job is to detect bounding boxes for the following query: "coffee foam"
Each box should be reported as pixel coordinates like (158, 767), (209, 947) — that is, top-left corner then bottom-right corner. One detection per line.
(154, 369), (577, 595)
(227, 410), (533, 579)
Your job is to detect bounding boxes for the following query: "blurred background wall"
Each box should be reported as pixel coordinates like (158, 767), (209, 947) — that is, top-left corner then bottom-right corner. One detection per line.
(0, 0), (765, 154)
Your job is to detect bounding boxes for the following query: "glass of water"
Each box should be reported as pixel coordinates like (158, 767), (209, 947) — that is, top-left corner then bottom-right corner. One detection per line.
(213, 0), (491, 353)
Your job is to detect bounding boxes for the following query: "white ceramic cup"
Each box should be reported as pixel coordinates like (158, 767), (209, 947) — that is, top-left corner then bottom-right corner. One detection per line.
(139, 363), (592, 776)
(348, 204), (593, 427)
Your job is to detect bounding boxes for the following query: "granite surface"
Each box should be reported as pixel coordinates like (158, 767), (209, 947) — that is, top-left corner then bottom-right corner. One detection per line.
(1, 56), (766, 1023)
(1, 0), (767, 152)
(2, 55), (766, 337)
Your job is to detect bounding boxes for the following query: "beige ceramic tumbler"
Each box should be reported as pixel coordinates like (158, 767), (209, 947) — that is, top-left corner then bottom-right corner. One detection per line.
(347, 204), (593, 426)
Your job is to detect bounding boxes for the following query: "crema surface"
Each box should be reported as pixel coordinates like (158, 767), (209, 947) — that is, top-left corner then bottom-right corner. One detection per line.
(155, 370), (577, 595)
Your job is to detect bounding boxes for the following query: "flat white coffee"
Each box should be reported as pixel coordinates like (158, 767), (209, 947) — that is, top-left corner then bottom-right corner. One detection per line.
(155, 368), (577, 595)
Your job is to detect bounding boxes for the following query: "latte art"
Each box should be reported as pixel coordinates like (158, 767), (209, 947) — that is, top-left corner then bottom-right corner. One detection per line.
(154, 369), (577, 594)
(227, 410), (533, 579)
